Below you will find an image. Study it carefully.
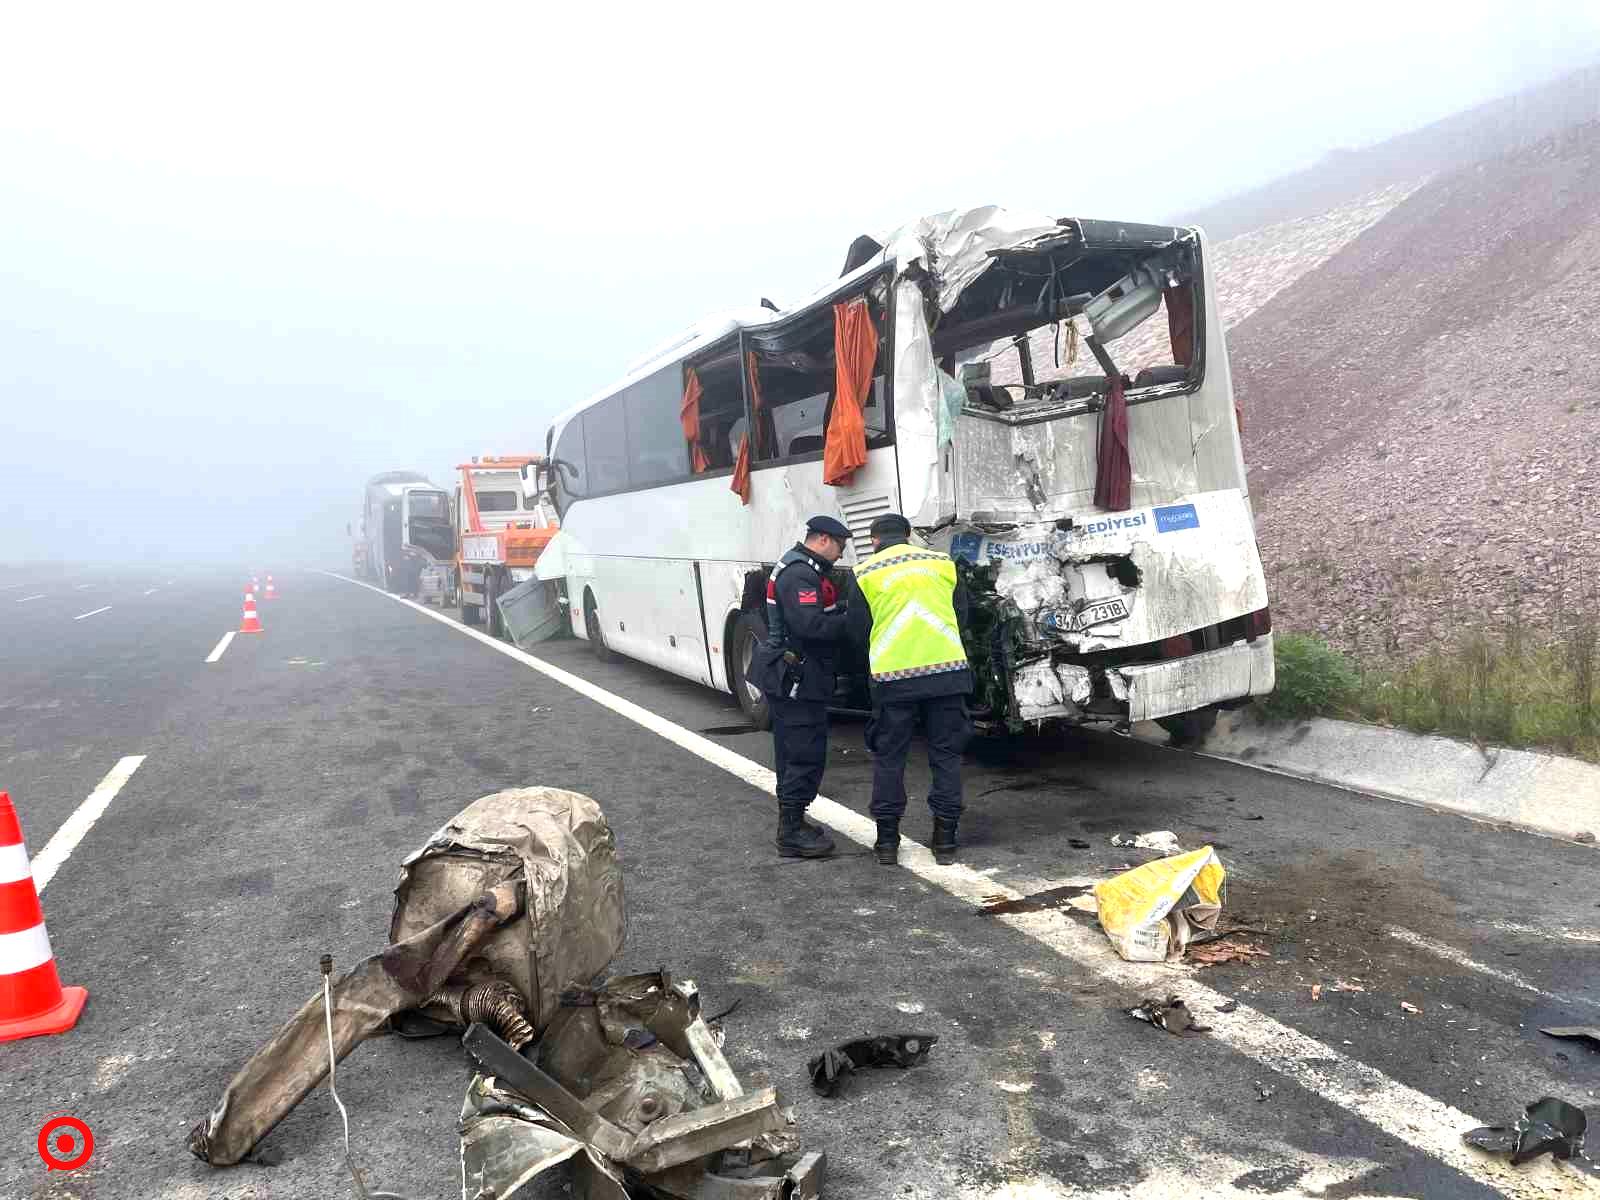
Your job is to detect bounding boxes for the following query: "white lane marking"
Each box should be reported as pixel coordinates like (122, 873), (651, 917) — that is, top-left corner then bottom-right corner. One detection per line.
(74, 583), (93, 590)
(15, 594), (45, 603)
(0, 924), (53, 974)
(1490, 918), (1600, 944)
(74, 606), (112, 620)
(32, 755), (146, 893)
(144, 587), (159, 596)
(205, 631), (236, 663)
(1386, 925), (1600, 1010)
(327, 571), (1592, 1199)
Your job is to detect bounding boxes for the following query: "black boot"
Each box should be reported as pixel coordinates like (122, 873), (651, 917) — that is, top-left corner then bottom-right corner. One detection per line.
(776, 808), (836, 858)
(932, 816), (959, 865)
(873, 819), (900, 865)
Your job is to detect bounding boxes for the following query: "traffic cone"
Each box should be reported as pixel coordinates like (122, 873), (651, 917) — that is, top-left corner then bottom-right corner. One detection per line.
(0, 792), (87, 1042)
(239, 588), (263, 634)
(263, 575), (279, 601)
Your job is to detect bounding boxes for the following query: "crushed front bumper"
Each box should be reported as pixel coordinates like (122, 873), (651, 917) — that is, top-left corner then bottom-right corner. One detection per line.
(1113, 634), (1275, 723)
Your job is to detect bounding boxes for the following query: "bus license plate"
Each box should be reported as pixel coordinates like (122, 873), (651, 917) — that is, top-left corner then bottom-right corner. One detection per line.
(1074, 597), (1130, 630)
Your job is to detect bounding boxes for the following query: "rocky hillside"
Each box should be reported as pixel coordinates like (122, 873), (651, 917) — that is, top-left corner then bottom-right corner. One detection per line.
(1228, 120), (1600, 655)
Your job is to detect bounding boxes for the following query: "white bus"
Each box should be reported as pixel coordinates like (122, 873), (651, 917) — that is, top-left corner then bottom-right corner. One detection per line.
(531, 206), (1274, 742)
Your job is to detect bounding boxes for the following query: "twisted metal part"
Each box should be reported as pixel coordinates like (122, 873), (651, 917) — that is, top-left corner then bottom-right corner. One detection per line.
(432, 979), (537, 1051)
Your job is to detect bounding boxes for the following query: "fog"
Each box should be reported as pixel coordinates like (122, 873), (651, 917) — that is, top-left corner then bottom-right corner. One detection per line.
(4, 2), (1598, 568)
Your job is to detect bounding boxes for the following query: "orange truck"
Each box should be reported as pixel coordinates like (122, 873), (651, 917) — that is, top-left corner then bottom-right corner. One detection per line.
(453, 455), (559, 638)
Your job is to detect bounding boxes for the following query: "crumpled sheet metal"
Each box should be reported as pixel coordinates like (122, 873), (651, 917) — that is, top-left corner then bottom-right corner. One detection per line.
(189, 880), (520, 1166)
(393, 787), (625, 1034)
(192, 787), (623, 1168)
(463, 1023), (794, 1194)
(461, 971), (821, 1200)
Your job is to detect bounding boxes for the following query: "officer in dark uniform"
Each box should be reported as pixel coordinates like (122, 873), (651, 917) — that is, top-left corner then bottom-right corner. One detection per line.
(750, 515), (852, 858)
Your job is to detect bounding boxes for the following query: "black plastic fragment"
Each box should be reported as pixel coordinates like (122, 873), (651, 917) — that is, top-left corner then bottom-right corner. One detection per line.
(1463, 1097), (1586, 1165)
(807, 1034), (937, 1097)
(1128, 996), (1210, 1037)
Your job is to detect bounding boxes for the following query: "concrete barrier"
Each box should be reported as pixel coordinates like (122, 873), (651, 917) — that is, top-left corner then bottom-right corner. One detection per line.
(1132, 709), (1600, 843)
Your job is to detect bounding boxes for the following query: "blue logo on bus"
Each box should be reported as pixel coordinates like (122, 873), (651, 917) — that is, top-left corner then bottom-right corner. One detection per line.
(1154, 503), (1200, 533)
(950, 532), (984, 563)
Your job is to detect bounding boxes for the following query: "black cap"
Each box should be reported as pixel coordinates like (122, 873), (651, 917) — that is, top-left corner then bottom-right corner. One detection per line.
(869, 513), (912, 539)
(806, 515), (851, 541)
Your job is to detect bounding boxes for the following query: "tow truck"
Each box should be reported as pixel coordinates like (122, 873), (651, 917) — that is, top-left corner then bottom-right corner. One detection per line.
(454, 456), (559, 638)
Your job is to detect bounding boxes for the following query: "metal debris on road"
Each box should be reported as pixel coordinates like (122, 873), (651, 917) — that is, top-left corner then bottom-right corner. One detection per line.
(189, 787), (625, 1168)
(1462, 1096), (1587, 1165)
(1094, 846), (1226, 962)
(1127, 996), (1210, 1037)
(806, 1034), (937, 1097)
(1253, 1080), (1275, 1102)
(1400, 1001), (1421, 1014)
(1539, 1026), (1600, 1051)
(1109, 830), (1183, 854)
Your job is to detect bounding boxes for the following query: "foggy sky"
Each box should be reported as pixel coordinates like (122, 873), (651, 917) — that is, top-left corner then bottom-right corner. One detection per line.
(4, 2), (1599, 568)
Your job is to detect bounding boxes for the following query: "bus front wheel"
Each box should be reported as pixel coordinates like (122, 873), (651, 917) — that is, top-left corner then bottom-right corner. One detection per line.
(583, 589), (617, 662)
(731, 612), (772, 731)
(1157, 705), (1219, 747)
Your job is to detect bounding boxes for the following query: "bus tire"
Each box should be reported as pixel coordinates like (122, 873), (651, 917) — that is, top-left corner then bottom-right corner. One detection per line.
(1157, 705), (1219, 747)
(583, 588), (617, 662)
(731, 612), (772, 731)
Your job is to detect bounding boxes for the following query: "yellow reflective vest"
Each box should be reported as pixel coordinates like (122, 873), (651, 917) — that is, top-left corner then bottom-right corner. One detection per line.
(855, 543), (969, 683)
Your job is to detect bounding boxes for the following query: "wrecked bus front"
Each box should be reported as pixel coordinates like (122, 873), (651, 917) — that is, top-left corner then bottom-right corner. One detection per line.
(885, 215), (1273, 734)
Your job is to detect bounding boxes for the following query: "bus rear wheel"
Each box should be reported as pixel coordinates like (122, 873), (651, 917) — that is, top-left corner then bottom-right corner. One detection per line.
(583, 589), (617, 662)
(731, 612), (772, 731)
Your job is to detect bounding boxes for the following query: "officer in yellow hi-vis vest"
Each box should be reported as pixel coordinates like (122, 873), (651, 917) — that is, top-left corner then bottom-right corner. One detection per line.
(848, 513), (972, 866)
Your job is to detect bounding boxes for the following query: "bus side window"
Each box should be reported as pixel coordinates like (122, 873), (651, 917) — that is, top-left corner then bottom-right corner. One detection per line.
(746, 288), (890, 464)
(687, 344), (744, 473)
(623, 367), (688, 487)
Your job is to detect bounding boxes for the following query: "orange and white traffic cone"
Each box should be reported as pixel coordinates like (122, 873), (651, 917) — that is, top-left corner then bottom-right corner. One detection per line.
(239, 588), (263, 634)
(263, 575), (279, 601)
(0, 791), (87, 1043)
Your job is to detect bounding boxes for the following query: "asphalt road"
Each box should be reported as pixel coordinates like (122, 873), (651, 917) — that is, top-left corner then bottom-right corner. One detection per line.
(1, 567), (1596, 1200)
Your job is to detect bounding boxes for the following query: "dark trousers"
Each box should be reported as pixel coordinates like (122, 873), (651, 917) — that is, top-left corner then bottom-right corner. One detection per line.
(771, 698), (828, 810)
(866, 694), (971, 821)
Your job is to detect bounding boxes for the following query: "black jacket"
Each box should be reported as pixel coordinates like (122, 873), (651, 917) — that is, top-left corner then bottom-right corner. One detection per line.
(753, 544), (849, 703)
(848, 537), (975, 702)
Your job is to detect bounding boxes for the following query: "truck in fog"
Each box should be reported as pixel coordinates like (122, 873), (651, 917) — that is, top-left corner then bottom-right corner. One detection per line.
(358, 471), (454, 599)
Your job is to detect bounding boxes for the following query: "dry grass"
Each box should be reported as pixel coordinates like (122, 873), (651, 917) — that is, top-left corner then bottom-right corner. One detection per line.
(1266, 555), (1600, 763)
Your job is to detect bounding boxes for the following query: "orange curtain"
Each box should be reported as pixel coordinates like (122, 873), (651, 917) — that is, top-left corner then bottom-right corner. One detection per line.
(730, 435), (751, 503)
(746, 350), (770, 457)
(680, 369), (710, 473)
(823, 300), (875, 487)
(731, 351), (766, 504)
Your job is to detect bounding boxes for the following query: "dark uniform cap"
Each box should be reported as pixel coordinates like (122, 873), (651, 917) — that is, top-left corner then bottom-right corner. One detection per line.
(806, 515), (851, 540)
(868, 513), (912, 538)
